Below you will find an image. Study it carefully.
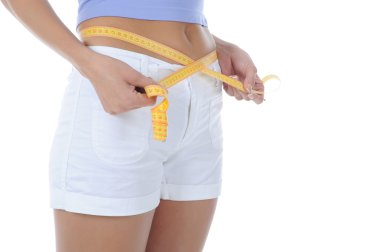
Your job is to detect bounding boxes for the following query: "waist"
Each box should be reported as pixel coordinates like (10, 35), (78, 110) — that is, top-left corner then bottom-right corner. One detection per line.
(77, 17), (216, 65)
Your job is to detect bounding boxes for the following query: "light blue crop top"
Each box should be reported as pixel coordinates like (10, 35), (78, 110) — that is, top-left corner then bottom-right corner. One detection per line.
(77, 0), (208, 29)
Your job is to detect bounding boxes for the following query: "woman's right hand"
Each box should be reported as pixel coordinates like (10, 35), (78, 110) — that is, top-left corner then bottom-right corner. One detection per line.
(1, 0), (159, 115)
(79, 51), (159, 115)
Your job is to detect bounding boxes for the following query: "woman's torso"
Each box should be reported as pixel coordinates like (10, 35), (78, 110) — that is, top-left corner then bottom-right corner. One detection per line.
(77, 16), (216, 64)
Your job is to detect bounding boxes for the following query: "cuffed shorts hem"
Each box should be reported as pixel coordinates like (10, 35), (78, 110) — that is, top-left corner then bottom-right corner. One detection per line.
(160, 181), (222, 201)
(50, 187), (161, 216)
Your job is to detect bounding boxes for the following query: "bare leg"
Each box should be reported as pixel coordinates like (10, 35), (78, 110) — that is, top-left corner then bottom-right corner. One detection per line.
(53, 208), (156, 252)
(145, 198), (218, 252)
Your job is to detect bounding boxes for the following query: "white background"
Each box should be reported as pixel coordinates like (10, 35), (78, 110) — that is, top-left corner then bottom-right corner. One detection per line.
(0, 0), (379, 251)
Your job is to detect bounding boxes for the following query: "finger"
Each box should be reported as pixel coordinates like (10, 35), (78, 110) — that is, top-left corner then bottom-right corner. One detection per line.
(223, 82), (234, 96)
(254, 79), (264, 95)
(253, 82), (264, 94)
(229, 74), (250, 95)
(248, 87), (263, 103)
(253, 98), (264, 104)
(235, 88), (251, 101)
(255, 74), (263, 83)
(232, 87), (243, 100)
(238, 90), (251, 101)
(131, 77), (160, 106)
(137, 91), (158, 107)
(247, 74), (264, 98)
(250, 84), (264, 103)
(242, 65), (257, 94)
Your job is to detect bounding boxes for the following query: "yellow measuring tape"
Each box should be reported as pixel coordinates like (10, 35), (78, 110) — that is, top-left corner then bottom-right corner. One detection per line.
(79, 26), (280, 142)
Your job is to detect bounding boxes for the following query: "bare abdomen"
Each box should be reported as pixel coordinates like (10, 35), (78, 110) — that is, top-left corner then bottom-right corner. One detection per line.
(77, 16), (216, 64)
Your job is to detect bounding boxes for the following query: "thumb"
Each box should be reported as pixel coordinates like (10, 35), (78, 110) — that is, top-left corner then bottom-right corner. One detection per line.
(131, 75), (160, 106)
(132, 75), (155, 93)
(242, 67), (256, 94)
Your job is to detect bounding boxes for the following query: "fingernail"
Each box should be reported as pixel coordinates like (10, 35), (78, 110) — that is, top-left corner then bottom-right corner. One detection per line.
(246, 85), (252, 94)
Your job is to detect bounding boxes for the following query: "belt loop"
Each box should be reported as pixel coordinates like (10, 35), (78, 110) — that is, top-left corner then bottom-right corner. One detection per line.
(140, 57), (148, 76)
(147, 61), (159, 80)
(212, 63), (220, 87)
(168, 63), (182, 72)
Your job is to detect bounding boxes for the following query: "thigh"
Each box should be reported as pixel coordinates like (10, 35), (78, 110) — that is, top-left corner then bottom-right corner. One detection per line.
(54, 208), (156, 252)
(145, 198), (218, 252)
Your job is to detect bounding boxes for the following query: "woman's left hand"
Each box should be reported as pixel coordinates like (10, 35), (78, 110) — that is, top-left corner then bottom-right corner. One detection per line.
(216, 43), (264, 104)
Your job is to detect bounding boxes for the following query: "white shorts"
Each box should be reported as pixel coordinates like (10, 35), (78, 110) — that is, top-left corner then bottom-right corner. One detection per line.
(48, 45), (224, 216)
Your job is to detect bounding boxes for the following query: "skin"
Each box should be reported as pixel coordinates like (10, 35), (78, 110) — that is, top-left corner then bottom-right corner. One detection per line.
(2, 0), (264, 251)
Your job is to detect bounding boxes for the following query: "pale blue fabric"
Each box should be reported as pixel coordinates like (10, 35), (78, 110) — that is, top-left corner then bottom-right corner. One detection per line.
(77, 0), (208, 29)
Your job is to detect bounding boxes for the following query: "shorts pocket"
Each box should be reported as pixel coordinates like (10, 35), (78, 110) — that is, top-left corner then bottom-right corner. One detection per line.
(208, 94), (224, 150)
(91, 104), (151, 166)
